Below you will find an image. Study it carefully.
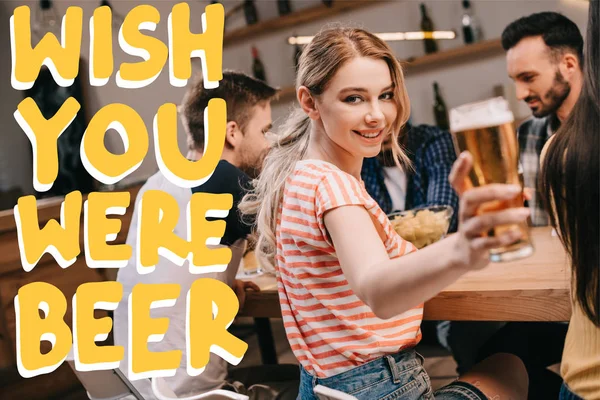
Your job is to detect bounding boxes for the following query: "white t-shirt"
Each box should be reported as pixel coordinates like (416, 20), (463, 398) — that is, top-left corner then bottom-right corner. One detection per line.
(114, 172), (245, 398)
(382, 166), (408, 211)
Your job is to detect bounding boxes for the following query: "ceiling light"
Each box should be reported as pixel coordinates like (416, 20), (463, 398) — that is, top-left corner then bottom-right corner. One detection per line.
(288, 31), (456, 45)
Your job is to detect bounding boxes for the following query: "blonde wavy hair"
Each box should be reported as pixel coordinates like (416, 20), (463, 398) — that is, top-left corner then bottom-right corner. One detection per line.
(239, 27), (411, 269)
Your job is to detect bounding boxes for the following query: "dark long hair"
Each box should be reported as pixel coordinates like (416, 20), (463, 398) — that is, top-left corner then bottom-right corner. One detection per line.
(540, 0), (599, 326)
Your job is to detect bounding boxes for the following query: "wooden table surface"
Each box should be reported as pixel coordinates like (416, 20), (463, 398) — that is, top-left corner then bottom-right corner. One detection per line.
(239, 227), (572, 321)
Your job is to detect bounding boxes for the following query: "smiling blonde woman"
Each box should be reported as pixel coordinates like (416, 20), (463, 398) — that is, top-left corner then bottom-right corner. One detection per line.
(241, 27), (530, 400)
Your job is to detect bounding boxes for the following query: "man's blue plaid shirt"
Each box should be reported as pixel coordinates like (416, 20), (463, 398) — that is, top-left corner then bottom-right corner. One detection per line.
(361, 124), (459, 233)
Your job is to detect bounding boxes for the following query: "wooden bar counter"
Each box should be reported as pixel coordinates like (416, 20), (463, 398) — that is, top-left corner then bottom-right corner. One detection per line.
(239, 228), (572, 322)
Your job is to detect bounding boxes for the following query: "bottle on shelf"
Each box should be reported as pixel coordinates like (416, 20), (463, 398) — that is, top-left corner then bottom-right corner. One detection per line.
(322, 0), (334, 7)
(277, 0), (292, 16)
(432, 82), (450, 131)
(252, 46), (267, 82)
(243, 0), (259, 25)
(419, 3), (438, 54)
(461, 0), (481, 44)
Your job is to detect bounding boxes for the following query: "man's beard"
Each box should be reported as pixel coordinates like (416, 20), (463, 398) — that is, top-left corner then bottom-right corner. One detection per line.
(241, 163), (261, 179)
(239, 148), (269, 179)
(525, 70), (571, 118)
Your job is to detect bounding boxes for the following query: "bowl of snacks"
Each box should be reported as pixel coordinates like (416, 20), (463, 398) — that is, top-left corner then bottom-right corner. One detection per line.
(388, 205), (454, 249)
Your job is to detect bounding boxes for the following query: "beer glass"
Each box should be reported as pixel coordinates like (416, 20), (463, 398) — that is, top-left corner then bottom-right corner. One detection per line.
(449, 97), (534, 262)
(243, 254), (263, 276)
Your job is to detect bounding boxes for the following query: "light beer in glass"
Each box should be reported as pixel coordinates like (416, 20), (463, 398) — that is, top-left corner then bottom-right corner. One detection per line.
(449, 97), (534, 262)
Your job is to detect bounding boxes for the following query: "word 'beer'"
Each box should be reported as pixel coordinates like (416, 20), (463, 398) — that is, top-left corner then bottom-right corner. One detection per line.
(450, 97), (534, 262)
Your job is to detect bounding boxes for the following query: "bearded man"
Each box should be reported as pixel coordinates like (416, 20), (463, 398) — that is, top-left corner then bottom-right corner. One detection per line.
(503, 11), (584, 226)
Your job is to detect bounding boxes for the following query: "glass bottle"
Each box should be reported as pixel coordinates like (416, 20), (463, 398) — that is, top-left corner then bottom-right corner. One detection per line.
(433, 82), (450, 130)
(244, 0), (258, 25)
(252, 46), (267, 82)
(420, 3), (438, 54)
(461, 0), (481, 44)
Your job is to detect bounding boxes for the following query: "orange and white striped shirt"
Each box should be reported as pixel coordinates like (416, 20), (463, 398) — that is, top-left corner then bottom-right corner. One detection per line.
(275, 159), (423, 378)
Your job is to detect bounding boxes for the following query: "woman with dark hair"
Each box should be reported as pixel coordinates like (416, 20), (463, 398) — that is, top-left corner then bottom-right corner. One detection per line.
(539, 1), (599, 399)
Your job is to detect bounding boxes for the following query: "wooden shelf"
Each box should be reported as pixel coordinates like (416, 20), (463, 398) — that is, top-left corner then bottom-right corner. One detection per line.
(402, 38), (503, 73)
(275, 38), (504, 102)
(223, 0), (385, 48)
(277, 85), (297, 100)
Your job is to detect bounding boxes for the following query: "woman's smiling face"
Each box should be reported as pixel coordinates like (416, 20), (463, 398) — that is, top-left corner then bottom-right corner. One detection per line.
(315, 56), (398, 160)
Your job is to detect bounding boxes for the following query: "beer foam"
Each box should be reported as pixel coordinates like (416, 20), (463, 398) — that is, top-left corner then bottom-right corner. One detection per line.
(450, 97), (514, 132)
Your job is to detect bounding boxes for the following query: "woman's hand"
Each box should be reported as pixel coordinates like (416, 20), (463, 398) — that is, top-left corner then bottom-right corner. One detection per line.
(448, 152), (530, 271)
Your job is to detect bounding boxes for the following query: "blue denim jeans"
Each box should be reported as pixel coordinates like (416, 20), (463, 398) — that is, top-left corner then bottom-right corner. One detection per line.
(297, 349), (487, 400)
(559, 383), (585, 400)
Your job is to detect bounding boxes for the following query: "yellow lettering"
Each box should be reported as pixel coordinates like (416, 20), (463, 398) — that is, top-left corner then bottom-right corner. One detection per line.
(187, 279), (246, 375)
(89, 5), (113, 86)
(81, 103), (148, 185)
(11, 6), (82, 90)
(15, 282), (72, 378)
(14, 97), (80, 192)
(14, 191), (82, 271)
(129, 283), (181, 380)
(188, 192), (232, 273)
(168, 3), (223, 88)
(116, 5), (167, 89)
(84, 192), (132, 268)
(137, 190), (189, 274)
(155, 100), (226, 188)
(73, 282), (124, 371)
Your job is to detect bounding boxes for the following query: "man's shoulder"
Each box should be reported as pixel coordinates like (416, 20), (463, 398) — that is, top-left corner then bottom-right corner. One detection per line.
(137, 171), (192, 204)
(411, 124), (451, 139)
(410, 123), (446, 137)
(408, 124), (453, 150)
(517, 115), (551, 137)
(193, 160), (250, 195)
(214, 159), (246, 178)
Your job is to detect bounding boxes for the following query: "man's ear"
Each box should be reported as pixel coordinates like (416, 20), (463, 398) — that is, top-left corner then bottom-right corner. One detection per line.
(225, 121), (241, 149)
(298, 86), (320, 120)
(560, 52), (581, 79)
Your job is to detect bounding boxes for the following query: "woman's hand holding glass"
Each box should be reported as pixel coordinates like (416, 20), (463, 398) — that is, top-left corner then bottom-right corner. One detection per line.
(448, 151), (531, 271)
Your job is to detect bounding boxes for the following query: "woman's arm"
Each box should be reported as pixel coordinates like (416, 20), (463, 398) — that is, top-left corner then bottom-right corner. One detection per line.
(325, 153), (530, 319)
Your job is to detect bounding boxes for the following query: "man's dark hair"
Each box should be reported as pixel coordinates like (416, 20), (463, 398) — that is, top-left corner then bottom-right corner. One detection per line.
(182, 70), (278, 150)
(501, 12), (583, 64)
